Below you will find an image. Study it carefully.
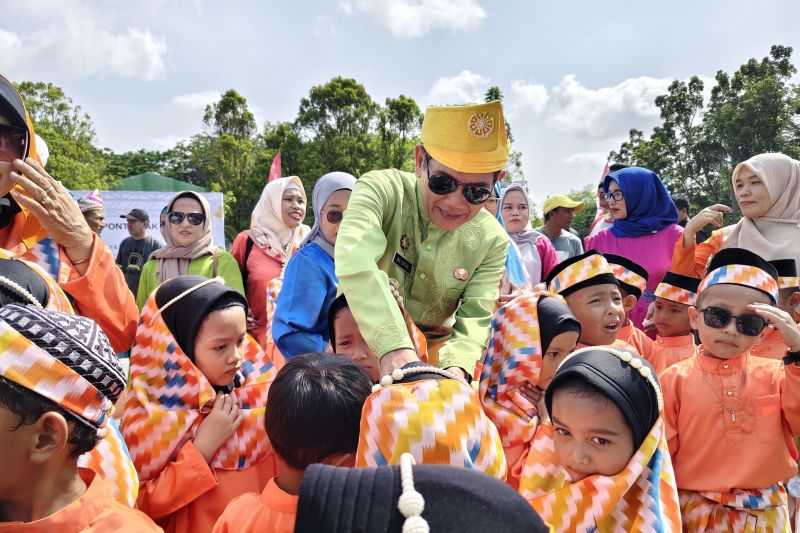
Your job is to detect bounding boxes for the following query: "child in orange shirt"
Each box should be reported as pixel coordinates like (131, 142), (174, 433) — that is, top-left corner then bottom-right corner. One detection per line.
(660, 248), (800, 531)
(0, 305), (160, 532)
(651, 272), (700, 372)
(518, 346), (681, 531)
(119, 276), (278, 533)
(603, 253), (659, 362)
(213, 354), (372, 533)
(752, 259), (800, 359)
(545, 250), (625, 349)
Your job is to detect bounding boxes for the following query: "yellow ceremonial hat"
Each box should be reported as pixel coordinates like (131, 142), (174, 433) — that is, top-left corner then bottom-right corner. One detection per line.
(421, 100), (509, 174)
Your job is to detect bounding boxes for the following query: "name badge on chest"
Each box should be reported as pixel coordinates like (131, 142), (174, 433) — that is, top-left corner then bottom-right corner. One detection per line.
(393, 251), (413, 274)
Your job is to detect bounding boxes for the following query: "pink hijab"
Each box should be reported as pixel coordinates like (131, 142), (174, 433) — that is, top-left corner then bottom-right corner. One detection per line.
(723, 153), (800, 269)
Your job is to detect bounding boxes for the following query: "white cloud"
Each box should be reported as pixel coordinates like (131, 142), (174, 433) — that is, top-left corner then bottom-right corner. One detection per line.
(339, 0), (487, 38)
(427, 69), (490, 104)
(509, 80), (548, 114)
(563, 152), (608, 167)
(313, 15), (337, 37)
(173, 90), (221, 110)
(0, 10), (167, 81)
(548, 74), (672, 139)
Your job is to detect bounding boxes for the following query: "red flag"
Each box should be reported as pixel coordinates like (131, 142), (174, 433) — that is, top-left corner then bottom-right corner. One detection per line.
(267, 151), (281, 182)
(599, 159), (610, 180)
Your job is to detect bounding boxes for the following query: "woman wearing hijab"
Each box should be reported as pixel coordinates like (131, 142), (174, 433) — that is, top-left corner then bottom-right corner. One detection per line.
(479, 289), (581, 488)
(499, 185), (558, 285)
(488, 182), (530, 297)
(231, 177), (310, 346)
(120, 276), (277, 533)
(584, 167), (682, 328)
(137, 191), (243, 309)
(271, 172), (355, 358)
(672, 152), (800, 277)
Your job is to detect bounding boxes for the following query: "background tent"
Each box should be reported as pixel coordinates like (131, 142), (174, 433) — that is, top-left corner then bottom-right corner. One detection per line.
(112, 172), (207, 192)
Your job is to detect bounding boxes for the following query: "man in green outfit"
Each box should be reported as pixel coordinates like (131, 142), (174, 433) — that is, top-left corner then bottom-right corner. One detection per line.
(335, 101), (510, 379)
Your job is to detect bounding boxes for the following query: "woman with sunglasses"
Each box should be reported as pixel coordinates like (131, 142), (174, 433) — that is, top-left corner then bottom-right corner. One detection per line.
(584, 166), (682, 330)
(0, 75), (138, 353)
(335, 101), (510, 380)
(137, 191), (244, 309)
(272, 172), (357, 359)
(231, 176), (310, 346)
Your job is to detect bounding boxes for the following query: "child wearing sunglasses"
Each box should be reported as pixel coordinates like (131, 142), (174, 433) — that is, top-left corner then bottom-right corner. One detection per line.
(272, 172), (356, 359)
(660, 248), (800, 531)
(650, 272), (700, 372)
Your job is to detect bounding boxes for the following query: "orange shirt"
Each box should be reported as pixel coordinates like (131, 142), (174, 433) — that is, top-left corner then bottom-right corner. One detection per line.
(212, 478), (297, 533)
(136, 442), (276, 533)
(617, 322), (658, 363)
(660, 348), (800, 493)
(670, 228), (724, 278)
(652, 334), (696, 373)
(751, 328), (789, 360)
(0, 469), (160, 532)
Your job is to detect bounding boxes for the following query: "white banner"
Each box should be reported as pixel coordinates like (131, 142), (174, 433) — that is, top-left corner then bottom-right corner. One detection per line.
(70, 190), (226, 256)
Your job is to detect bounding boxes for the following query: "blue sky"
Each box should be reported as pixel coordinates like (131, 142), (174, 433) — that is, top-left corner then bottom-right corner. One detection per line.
(2, 0), (799, 208)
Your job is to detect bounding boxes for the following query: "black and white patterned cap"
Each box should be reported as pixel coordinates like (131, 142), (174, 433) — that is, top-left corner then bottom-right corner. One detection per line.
(0, 304), (126, 403)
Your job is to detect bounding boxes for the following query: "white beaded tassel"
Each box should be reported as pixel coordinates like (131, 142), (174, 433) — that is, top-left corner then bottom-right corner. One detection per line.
(398, 452), (429, 533)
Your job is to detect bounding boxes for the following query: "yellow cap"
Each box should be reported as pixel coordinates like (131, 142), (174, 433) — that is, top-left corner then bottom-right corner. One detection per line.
(543, 194), (584, 216)
(421, 100), (509, 174)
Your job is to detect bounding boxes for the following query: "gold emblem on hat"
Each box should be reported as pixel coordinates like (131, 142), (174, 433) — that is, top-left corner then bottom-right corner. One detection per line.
(453, 267), (469, 281)
(468, 112), (494, 139)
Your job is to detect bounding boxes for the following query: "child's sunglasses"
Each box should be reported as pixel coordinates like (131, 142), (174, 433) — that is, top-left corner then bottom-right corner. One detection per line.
(168, 211), (206, 226)
(699, 306), (767, 336)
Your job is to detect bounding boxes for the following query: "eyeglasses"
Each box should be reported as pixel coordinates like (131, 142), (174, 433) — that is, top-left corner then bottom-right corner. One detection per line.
(425, 156), (493, 205)
(168, 211), (206, 226)
(604, 190), (624, 203)
(326, 210), (344, 224)
(0, 124), (27, 159)
(699, 306), (768, 337)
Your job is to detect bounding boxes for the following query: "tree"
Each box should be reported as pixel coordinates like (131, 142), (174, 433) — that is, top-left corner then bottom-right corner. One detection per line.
(203, 89), (256, 140)
(376, 95), (421, 170)
(16, 81), (112, 189)
(611, 45), (800, 211)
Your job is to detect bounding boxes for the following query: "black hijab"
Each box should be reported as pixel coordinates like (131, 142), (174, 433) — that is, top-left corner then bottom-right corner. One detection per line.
(294, 462), (549, 533)
(537, 296), (581, 354)
(545, 347), (660, 450)
(0, 258), (49, 308)
(155, 275), (247, 362)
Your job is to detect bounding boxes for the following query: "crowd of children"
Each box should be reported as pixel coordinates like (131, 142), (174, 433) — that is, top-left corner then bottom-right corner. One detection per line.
(0, 89), (799, 532)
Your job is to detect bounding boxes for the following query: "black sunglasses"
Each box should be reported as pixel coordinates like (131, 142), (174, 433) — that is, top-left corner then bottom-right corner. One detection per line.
(0, 124), (28, 159)
(326, 210), (344, 224)
(699, 306), (767, 337)
(168, 211), (206, 226)
(425, 156), (493, 205)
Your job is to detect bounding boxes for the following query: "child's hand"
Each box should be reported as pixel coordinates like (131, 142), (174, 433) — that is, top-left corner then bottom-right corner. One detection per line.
(749, 304), (800, 352)
(194, 394), (244, 463)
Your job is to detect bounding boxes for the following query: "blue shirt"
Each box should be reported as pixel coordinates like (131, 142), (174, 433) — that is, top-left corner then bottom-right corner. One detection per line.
(272, 242), (338, 357)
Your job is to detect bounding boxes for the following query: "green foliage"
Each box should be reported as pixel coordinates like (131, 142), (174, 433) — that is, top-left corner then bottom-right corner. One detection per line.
(569, 184), (600, 237)
(611, 45), (800, 212)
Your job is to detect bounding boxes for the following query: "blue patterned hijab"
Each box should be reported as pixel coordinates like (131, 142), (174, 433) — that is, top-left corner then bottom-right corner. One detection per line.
(603, 167), (678, 238)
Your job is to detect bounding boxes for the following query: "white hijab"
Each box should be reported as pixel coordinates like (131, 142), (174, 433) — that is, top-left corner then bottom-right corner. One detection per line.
(248, 176), (310, 260)
(723, 153), (800, 269)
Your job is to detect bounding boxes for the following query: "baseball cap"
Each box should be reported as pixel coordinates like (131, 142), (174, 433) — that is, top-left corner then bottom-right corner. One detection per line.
(542, 195), (583, 216)
(121, 209), (149, 223)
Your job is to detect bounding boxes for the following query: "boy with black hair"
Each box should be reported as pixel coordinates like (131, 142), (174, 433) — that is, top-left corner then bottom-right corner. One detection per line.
(0, 304), (159, 531)
(213, 354), (372, 533)
(603, 253), (658, 363)
(545, 251), (625, 349)
(661, 248), (800, 530)
(651, 272), (700, 372)
(752, 259), (800, 359)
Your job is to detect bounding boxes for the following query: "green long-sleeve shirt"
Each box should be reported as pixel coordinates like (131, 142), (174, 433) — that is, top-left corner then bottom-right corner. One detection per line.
(136, 250), (245, 310)
(334, 168), (508, 371)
